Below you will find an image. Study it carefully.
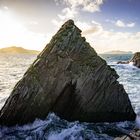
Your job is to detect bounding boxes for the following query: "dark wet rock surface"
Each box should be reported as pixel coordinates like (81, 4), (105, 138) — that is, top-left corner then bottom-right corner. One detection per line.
(0, 20), (136, 126)
(115, 129), (140, 140)
(130, 52), (140, 68)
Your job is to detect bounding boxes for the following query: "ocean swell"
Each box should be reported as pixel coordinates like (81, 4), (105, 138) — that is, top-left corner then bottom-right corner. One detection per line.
(0, 113), (135, 140)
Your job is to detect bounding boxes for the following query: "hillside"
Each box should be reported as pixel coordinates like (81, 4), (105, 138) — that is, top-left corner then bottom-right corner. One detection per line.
(0, 46), (39, 54)
(103, 50), (133, 54)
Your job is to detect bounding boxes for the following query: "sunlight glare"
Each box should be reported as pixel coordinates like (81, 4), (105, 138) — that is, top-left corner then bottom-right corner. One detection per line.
(0, 10), (47, 50)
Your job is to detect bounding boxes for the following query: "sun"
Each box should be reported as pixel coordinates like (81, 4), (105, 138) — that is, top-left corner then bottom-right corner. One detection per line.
(0, 10), (47, 51)
(0, 10), (24, 43)
(0, 11), (24, 33)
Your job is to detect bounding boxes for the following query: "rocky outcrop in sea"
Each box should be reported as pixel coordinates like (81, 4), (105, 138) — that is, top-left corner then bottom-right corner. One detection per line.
(0, 20), (136, 126)
(117, 52), (140, 68)
(130, 52), (140, 68)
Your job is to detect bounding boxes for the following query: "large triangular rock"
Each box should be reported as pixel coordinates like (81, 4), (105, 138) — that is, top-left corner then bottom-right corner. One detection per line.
(0, 20), (136, 126)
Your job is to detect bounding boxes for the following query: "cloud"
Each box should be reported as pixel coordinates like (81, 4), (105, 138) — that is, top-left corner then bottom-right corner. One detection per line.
(82, 0), (104, 12)
(0, 10), (48, 51)
(82, 26), (101, 35)
(82, 20), (103, 35)
(115, 20), (135, 28)
(53, 0), (104, 35)
(58, 7), (78, 20)
(3, 6), (9, 10)
(127, 22), (135, 27)
(105, 19), (115, 24)
(116, 20), (125, 27)
(85, 27), (140, 53)
(29, 21), (38, 25)
(55, 0), (104, 21)
(52, 19), (63, 27)
(61, 0), (104, 12)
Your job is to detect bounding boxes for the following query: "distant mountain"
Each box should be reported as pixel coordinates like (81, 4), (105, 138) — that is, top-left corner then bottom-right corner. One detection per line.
(0, 46), (40, 54)
(103, 50), (133, 54)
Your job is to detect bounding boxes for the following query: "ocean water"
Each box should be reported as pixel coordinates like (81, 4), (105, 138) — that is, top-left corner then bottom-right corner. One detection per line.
(0, 53), (139, 140)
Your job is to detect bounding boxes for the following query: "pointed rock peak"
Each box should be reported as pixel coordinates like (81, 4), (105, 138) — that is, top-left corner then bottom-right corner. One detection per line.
(54, 19), (82, 37)
(40, 19), (89, 57)
(60, 19), (80, 31)
(62, 19), (74, 26)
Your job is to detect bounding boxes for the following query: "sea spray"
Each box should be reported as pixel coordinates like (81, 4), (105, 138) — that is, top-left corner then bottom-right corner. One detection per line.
(0, 113), (135, 140)
(129, 62), (134, 66)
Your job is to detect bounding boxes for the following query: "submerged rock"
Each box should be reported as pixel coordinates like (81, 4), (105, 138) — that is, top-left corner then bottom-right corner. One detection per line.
(117, 52), (140, 68)
(0, 20), (136, 126)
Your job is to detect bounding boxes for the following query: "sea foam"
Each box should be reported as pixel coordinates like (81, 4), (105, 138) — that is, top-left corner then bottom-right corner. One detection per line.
(135, 114), (140, 129)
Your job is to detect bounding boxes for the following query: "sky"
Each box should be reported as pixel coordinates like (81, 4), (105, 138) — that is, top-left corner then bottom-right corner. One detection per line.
(0, 0), (140, 53)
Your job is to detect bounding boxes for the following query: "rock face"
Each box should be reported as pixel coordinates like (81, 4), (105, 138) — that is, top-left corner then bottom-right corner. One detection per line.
(117, 52), (140, 68)
(130, 52), (140, 68)
(114, 130), (140, 140)
(0, 20), (136, 126)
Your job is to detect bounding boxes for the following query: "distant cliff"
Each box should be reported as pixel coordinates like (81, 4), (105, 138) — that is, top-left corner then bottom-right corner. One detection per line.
(0, 47), (39, 54)
(103, 50), (132, 55)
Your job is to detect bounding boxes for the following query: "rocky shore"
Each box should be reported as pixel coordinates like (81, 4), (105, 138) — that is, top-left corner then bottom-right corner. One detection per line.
(117, 52), (140, 68)
(115, 129), (140, 140)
